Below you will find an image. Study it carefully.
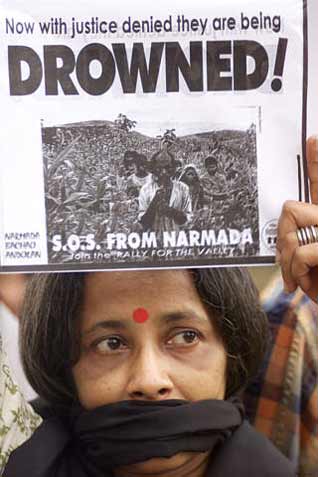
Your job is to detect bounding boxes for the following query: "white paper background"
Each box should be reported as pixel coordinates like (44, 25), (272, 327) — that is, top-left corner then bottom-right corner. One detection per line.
(0, 0), (312, 268)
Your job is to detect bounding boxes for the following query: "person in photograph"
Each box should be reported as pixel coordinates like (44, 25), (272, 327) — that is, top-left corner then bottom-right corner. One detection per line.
(200, 154), (227, 205)
(173, 160), (184, 180)
(122, 150), (137, 178)
(179, 164), (205, 212)
(126, 153), (151, 197)
(138, 149), (192, 232)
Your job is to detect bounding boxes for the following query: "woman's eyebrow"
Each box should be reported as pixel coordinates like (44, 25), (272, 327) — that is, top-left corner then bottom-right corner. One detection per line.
(83, 319), (129, 335)
(160, 311), (209, 325)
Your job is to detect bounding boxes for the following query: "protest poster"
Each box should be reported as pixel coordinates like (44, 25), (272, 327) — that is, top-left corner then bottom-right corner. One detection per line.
(0, 0), (316, 272)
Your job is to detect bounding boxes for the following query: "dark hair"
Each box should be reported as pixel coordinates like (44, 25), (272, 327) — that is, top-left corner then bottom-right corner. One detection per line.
(123, 150), (138, 164)
(179, 166), (199, 185)
(150, 150), (176, 172)
(20, 269), (268, 410)
(205, 156), (218, 168)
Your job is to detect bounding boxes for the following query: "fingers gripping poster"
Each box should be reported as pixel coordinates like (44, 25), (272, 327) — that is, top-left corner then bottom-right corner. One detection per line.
(0, 0), (315, 271)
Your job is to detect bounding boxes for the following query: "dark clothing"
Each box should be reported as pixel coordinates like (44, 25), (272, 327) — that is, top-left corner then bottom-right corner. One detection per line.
(206, 421), (295, 477)
(179, 165), (205, 211)
(5, 398), (295, 477)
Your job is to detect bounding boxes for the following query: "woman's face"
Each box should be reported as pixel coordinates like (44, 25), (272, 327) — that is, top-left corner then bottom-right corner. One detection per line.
(73, 270), (227, 475)
(184, 168), (197, 184)
(206, 162), (218, 177)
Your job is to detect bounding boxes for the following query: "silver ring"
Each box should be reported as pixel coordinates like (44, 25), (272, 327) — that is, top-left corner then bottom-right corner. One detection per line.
(305, 226), (313, 244)
(297, 228), (304, 246)
(301, 227), (308, 245)
(310, 225), (317, 243)
(296, 226), (318, 246)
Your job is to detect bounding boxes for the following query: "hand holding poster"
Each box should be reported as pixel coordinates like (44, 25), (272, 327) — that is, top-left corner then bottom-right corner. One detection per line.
(0, 0), (316, 271)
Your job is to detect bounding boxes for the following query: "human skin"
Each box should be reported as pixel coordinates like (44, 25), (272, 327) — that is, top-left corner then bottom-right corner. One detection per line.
(276, 136), (318, 301)
(135, 161), (148, 178)
(0, 274), (27, 317)
(152, 154), (175, 187)
(184, 168), (197, 185)
(72, 270), (227, 477)
(206, 163), (217, 177)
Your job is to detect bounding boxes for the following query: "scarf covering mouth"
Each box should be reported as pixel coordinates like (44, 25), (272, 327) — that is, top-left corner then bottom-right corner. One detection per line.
(75, 398), (244, 472)
(5, 398), (244, 477)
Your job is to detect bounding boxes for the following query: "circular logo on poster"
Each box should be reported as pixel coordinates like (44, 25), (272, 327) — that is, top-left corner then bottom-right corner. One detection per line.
(261, 220), (278, 253)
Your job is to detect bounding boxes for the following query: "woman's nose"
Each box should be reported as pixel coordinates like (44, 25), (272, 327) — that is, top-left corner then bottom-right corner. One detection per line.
(126, 348), (173, 401)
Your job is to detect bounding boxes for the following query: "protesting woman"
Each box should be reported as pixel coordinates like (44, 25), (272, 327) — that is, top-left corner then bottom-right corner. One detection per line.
(3, 267), (294, 476)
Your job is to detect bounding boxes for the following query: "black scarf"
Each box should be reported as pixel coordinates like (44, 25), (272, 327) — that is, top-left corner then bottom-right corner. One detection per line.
(75, 398), (243, 472)
(5, 398), (294, 477)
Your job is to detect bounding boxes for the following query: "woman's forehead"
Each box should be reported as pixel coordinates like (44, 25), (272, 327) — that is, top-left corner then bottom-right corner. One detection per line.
(82, 270), (204, 314)
(84, 270), (194, 299)
(80, 270), (212, 332)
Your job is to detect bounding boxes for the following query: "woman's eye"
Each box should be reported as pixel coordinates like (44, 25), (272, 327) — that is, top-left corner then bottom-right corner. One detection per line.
(168, 330), (200, 346)
(94, 337), (126, 354)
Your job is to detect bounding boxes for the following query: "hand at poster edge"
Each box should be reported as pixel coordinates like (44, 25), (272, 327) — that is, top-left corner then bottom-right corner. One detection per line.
(276, 135), (318, 302)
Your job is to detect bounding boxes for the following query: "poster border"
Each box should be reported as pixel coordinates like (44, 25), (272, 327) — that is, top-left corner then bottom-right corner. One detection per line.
(301, 0), (309, 201)
(0, 2), (309, 272)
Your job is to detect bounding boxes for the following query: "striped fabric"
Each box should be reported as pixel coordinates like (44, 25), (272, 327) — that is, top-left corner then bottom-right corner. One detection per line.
(244, 274), (318, 477)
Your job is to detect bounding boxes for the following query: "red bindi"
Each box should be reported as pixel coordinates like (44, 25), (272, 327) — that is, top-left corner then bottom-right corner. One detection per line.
(133, 308), (149, 324)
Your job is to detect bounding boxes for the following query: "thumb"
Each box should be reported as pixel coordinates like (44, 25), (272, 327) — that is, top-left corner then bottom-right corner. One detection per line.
(307, 136), (318, 205)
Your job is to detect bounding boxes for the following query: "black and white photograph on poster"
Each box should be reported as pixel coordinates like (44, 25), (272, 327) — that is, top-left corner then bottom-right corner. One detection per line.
(43, 107), (259, 267)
